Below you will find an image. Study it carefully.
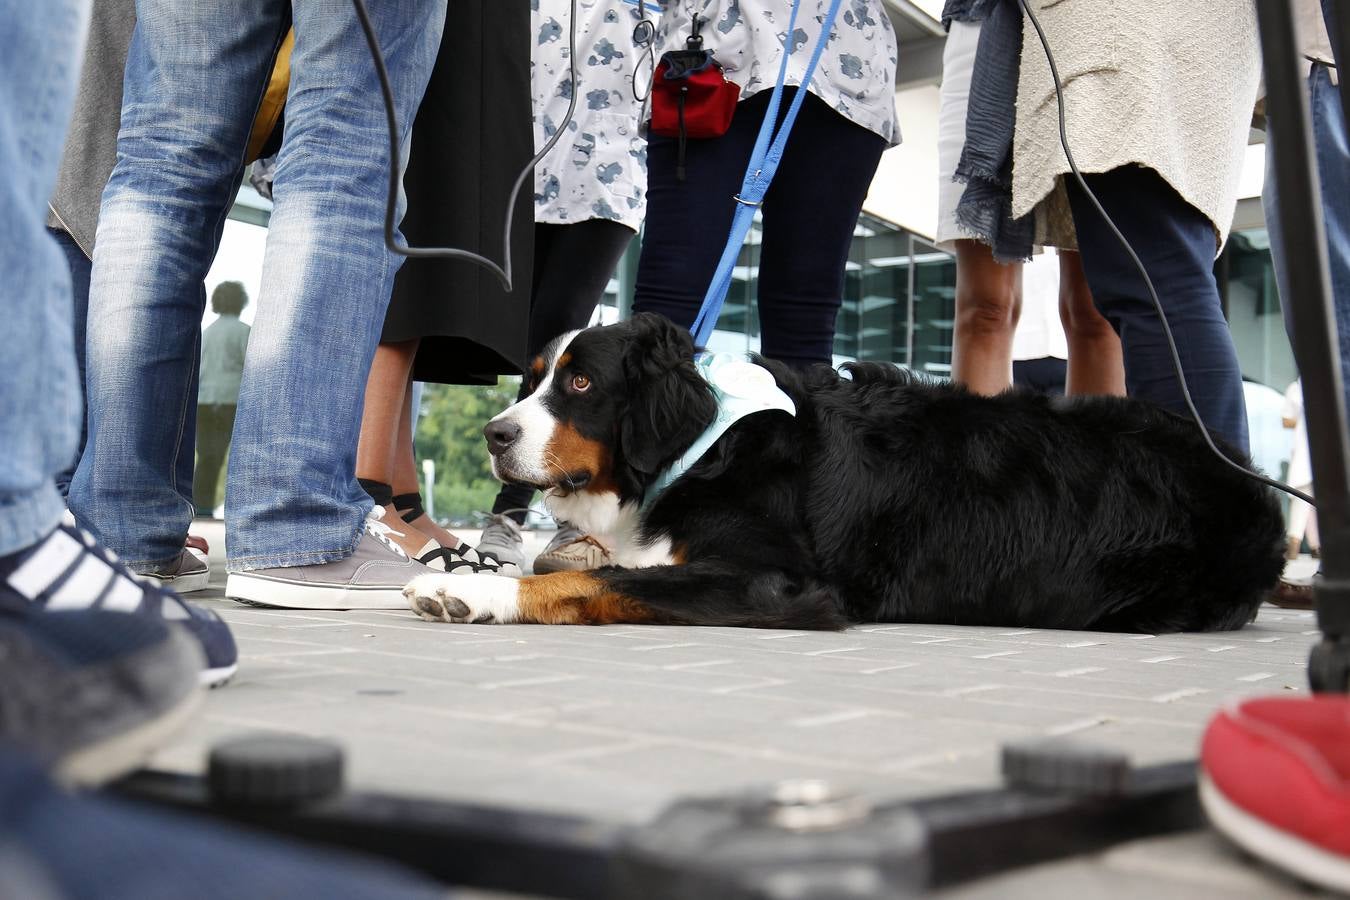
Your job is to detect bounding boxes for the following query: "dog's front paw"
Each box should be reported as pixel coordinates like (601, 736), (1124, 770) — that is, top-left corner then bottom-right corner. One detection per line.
(403, 573), (521, 624)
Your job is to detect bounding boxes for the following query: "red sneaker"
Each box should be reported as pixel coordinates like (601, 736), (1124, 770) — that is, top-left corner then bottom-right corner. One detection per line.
(1200, 695), (1350, 892)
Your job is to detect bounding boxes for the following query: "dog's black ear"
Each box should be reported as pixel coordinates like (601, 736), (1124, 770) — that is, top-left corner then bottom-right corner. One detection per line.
(619, 313), (717, 476)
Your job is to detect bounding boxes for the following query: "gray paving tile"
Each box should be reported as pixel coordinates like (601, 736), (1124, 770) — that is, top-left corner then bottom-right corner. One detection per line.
(936, 831), (1331, 899)
(163, 592), (1318, 829)
(168, 525), (1332, 896)
(168, 542), (1317, 847)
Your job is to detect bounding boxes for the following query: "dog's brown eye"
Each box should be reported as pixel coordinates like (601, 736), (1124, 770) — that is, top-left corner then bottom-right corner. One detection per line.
(571, 374), (591, 393)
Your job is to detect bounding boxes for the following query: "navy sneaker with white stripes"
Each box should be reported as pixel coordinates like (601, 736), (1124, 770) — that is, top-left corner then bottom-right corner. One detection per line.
(1, 524), (238, 687)
(0, 609), (203, 785)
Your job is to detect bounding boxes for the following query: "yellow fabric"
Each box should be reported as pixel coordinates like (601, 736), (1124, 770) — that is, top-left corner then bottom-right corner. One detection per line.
(247, 29), (294, 163)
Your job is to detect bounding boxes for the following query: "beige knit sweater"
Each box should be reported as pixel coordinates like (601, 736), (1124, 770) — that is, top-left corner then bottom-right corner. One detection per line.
(1011, 0), (1262, 254)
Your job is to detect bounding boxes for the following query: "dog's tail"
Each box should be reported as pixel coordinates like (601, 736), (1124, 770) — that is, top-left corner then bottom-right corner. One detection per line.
(839, 361), (923, 387)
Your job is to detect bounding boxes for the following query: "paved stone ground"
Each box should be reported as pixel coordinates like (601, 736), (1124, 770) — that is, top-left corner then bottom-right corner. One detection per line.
(154, 522), (1329, 897)
(936, 831), (1332, 899)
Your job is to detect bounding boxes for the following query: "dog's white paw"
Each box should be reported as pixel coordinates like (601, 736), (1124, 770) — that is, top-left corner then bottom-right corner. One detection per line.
(403, 573), (521, 624)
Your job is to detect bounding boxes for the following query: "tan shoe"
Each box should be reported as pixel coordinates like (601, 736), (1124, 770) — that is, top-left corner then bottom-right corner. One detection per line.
(1269, 576), (1314, 610)
(532, 524), (612, 574)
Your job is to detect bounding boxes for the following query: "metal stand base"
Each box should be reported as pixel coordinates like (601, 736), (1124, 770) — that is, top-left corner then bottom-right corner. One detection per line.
(110, 737), (1204, 899)
(1308, 636), (1350, 692)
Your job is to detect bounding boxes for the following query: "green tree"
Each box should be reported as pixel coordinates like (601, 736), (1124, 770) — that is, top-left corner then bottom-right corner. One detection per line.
(414, 378), (521, 524)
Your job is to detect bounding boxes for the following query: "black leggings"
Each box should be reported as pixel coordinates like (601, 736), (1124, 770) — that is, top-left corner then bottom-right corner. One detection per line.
(491, 219), (635, 521)
(634, 88), (887, 369)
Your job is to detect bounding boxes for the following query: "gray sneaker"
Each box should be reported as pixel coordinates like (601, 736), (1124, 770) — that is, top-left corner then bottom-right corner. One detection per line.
(476, 512), (526, 570)
(224, 509), (433, 610)
(0, 609), (203, 786)
(143, 548), (210, 594)
(532, 523), (613, 574)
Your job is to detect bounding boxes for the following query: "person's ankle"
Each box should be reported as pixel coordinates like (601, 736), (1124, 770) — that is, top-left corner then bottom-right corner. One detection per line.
(380, 504), (435, 557)
(406, 511), (460, 548)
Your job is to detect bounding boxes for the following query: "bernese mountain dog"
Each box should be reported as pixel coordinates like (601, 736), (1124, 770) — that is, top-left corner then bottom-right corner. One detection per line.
(404, 312), (1285, 632)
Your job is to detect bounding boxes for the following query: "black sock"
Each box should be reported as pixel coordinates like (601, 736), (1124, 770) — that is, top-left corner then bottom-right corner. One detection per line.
(392, 492), (424, 525)
(358, 479), (393, 507)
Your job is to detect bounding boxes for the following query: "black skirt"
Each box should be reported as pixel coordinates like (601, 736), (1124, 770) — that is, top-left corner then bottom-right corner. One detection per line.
(381, 0), (533, 386)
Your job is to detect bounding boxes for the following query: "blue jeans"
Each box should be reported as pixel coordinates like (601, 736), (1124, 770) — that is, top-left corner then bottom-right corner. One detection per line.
(1069, 166), (1251, 455)
(69, 0), (446, 572)
(49, 228), (92, 500)
(0, 1), (90, 557)
(50, 224), (198, 510)
(1264, 62), (1350, 413)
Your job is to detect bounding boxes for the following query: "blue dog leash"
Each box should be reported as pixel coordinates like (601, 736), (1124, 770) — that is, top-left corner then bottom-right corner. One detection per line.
(689, 0), (846, 350)
(644, 2), (843, 509)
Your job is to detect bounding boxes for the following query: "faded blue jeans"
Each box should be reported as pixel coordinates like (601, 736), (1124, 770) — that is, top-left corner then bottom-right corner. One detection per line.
(1264, 61), (1350, 415)
(69, 0), (446, 572)
(0, 1), (90, 557)
(49, 227), (93, 500)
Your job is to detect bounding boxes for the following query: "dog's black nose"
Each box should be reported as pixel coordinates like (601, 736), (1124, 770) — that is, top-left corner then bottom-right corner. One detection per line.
(484, 420), (521, 456)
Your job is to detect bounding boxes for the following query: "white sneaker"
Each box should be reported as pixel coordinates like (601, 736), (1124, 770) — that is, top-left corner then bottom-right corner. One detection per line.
(225, 509), (432, 610)
(475, 512), (526, 570)
(415, 538), (520, 577)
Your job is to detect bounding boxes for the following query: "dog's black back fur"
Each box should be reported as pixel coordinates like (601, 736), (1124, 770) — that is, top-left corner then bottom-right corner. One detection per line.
(636, 350), (1285, 633)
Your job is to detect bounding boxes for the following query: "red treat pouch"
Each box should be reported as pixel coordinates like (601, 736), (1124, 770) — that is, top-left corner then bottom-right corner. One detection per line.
(648, 17), (740, 180)
(649, 49), (739, 139)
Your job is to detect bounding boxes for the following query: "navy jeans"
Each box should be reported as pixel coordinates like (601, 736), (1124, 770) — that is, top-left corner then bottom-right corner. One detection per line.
(1068, 166), (1250, 454)
(635, 88), (887, 370)
(0, 748), (450, 900)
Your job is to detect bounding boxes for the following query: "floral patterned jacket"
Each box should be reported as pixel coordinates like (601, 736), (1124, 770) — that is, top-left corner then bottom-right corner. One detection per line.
(533, 0), (654, 230)
(649, 0), (900, 146)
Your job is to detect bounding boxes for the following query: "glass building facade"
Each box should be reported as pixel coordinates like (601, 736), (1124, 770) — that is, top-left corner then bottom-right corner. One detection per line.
(599, 211), (959, 375)
(1222, 227), (1298, 392)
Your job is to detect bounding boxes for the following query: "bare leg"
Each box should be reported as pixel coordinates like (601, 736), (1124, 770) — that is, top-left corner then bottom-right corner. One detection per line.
(1059, 252), (1126, 397)
(1287, 489), (1315, 558)
(357, 339), (417, 484)
(355, 339), (436, 556)
(391, 379), (462, 547)
(952, 239), (1022, 395)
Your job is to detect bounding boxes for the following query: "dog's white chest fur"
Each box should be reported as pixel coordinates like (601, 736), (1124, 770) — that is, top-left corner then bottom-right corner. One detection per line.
(547, 491), (675, 568)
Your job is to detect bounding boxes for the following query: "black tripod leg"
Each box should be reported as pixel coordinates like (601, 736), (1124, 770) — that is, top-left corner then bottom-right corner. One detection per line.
(1255, 0), (1350, 692)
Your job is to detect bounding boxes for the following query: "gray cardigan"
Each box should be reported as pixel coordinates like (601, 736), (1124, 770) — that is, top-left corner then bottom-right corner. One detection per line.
(46, 0), (135, 257)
